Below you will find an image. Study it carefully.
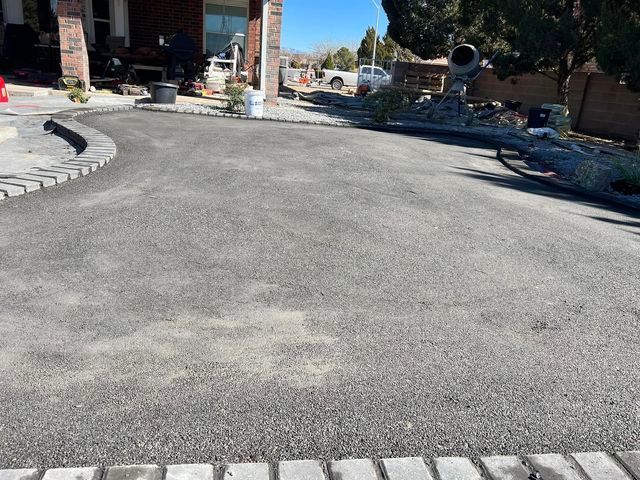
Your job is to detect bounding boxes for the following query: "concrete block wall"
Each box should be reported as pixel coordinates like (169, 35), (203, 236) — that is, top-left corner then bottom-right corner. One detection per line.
(470, 70), (640, 141)
(393, 61), (640, 141)
(576, 74), (640, 141)
(469, 70), (579, 117)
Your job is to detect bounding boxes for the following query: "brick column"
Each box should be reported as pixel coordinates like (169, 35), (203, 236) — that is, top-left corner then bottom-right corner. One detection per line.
(57, 0), (90, 90)
(265, 0), (283, 103)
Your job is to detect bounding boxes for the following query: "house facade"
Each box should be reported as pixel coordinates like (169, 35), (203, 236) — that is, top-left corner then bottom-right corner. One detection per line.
(1, 0), (283, 100)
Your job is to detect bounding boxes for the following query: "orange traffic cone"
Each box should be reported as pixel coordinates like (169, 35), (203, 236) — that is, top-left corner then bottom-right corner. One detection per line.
(0, 76), (8, 102)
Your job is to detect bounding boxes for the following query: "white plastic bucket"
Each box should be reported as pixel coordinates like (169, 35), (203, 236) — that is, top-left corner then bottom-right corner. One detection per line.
(244, 90), (265, 118)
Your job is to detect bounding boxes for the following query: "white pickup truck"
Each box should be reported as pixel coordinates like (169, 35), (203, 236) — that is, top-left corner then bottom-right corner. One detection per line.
(322, 65), (392, 90)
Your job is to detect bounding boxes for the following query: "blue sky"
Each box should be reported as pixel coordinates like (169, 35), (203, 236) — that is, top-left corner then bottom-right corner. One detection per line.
(281, 0), (389, 52)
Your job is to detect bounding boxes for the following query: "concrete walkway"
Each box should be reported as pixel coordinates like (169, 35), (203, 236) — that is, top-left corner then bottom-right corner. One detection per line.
(0, 92), (135, 116)
(2, 82), (222, 116)
(0, 115), (77, 174)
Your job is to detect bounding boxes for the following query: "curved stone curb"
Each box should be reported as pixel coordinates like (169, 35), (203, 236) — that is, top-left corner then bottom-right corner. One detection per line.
(0, 106), (133, 201)
(0, 451), (638, 480)
(135, 103), (640, 212)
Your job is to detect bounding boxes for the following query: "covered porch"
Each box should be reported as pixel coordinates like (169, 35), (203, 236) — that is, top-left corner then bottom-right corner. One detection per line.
(0, 0), (282, 100)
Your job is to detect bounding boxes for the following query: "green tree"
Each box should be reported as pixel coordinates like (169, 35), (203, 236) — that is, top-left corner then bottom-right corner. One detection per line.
(381, 0), (459, 61)
(464, 0), (603, 105)
(358, 27), (385, 62)
(596, 0), (640, 91)
(381, 0), (640, 105)
(322, 53), (335, 70)
(380, 34), (419, 62)
(334, 47), (357, 71)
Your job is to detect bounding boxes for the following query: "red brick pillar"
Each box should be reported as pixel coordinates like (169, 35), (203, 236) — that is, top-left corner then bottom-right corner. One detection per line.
(265, 0), (283, 103)
(57, 0), (90, 90)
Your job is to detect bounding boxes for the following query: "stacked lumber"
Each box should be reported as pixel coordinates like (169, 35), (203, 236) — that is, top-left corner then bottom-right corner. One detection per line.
(404, 72), (445, 92)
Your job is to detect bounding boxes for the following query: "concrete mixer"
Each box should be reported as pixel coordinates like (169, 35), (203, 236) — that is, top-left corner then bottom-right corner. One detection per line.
(430, 44), (498, 118)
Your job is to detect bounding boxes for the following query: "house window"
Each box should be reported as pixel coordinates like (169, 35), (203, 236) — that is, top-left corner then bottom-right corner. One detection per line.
(205, 1), (248, 56)
(92, 0), (110, 45)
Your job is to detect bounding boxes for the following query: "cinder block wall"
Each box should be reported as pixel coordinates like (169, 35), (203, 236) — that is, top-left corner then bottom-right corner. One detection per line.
(574, 74), (640, 141)
(470, 70), (640, 141)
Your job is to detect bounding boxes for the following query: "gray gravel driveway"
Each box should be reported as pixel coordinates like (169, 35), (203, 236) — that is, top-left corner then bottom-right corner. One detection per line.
(0, 110), (638, 468)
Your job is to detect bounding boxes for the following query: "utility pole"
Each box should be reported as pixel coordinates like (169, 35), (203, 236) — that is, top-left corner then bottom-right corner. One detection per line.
(370, 0), (380, 73)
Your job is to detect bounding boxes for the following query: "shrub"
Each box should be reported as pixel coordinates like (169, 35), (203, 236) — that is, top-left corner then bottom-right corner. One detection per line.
(572, 159), (616, 191)
(614, 157), (640, 186)
(363, 87), (420, 123)
(322, 53), (335, 70)
(68, 87), (89, 103)
(224, 82), (247, 112)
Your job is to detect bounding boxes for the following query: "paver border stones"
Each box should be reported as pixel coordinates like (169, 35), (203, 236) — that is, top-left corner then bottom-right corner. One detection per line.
(1, 452), (640, 480)
(42, 468), (102, 480)
(526, 454), (583, 480)
(165, 465), (214, 480)
(327, 459), (379, 480)
(222, 463), (270, 480)
(380, 457), (434, 480)
(0, 106), (129, 200)
(571, 452), (634, 480)
(479, 456), (531, 480)
(105, 464), (163, 480)
(615, 451), (640, 479)
(433, 457), (482, 480)
(278, 460), (326, 480)
(0, 470), (40, 480)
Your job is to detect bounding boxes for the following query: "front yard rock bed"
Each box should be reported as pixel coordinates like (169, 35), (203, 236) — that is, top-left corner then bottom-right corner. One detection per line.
(135, 100), (640, 209)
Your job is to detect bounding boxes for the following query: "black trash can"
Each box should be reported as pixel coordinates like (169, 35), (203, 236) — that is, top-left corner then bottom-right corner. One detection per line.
(527, 107), (552, 128)
(150, 82), (178, 104)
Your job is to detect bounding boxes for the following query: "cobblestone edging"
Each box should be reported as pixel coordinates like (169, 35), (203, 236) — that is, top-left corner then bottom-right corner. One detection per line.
(0, 106), (133, 201)
(0, 452), (638, 480)
(135, 103), (640, 211)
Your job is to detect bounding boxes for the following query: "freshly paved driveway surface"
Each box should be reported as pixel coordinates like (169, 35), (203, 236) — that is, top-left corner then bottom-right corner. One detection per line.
(0, 111), (638, 467)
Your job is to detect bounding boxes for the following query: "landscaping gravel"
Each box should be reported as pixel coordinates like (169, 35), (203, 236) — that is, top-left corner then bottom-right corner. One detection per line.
(141, 98), (372, 126)
(264, 98), (371, 125)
